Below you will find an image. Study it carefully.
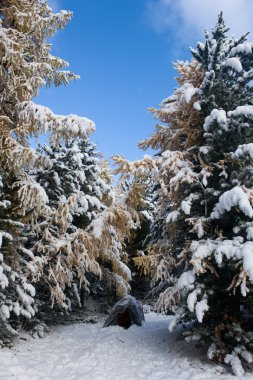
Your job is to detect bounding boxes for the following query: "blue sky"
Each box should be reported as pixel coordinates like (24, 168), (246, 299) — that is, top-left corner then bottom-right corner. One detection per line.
(37, 0), (253, 161)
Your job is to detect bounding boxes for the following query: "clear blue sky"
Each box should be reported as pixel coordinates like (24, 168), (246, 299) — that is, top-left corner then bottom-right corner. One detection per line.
(36, 0), (253, 161)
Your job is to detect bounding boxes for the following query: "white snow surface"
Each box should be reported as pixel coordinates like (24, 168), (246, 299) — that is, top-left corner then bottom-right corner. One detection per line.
(0, 312), (243, 380)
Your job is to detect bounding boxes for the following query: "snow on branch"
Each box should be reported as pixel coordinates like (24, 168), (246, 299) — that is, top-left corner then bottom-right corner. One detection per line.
(161, 150), (198, 191)
(166, 210), (180, 223)
(195, 298), (209, 323)
(231, 143), (253, 159)
(179, 83), (197, 104)
(230, 42), (252, 55)
(203, 109), (227, 132)
(19, 101), (95, 142)
(211, 186), (253, 219)
(228, 105), (253, 119)
(190, 238), (253, 293)
(224, 57), (242, 72)
(241, 242), (253, 281)
(176, 270), (195, 290)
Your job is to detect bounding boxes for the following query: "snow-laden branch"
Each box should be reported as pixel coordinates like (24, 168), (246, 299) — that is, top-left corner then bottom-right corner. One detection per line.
(19, 101), (95, 141)
(211, 186), (253, 219)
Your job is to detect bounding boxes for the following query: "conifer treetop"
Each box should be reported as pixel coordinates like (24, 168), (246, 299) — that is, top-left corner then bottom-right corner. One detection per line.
(0, 0), (95, 163)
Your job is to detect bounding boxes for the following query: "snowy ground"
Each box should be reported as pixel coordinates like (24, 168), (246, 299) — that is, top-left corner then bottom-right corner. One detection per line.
(0, 312), (251, 380)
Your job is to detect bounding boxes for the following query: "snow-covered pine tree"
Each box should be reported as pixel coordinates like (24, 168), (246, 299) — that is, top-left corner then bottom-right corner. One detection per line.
(26, 143), (144, 313)
(35, 139), (111, 229)
(0, 0), (95, 334)
(133, 13), (253, 375)
(0, 171), (39, 338)
(26, 138), (113, 310)
(182, 20), (253, 375)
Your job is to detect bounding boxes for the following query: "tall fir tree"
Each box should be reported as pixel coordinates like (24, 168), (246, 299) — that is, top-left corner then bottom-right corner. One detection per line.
(0, 0), (95, 334)
(27, 138), (113, 311)
(158, 14), (253, 375)
(119, 14), (253, 375)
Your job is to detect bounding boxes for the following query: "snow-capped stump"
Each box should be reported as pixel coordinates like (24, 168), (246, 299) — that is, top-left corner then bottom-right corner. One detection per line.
(103, 295), (145, 329)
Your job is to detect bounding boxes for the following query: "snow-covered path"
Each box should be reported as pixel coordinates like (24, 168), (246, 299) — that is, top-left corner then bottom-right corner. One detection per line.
(0, 313), (249, 380)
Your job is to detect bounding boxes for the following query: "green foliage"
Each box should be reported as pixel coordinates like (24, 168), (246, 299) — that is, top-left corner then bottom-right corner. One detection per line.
(140, 13), (253, 374)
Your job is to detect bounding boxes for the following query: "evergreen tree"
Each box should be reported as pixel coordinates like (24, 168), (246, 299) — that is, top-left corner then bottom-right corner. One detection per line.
(0, 0), (95, 334)
(25, 138), (143, 312)
(35, 139), (111, 229)
(0, 171), (38, 337)
(27, 138), (113, 311)
(124, 14), (253, 375)
(152, 14), (253, 375)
